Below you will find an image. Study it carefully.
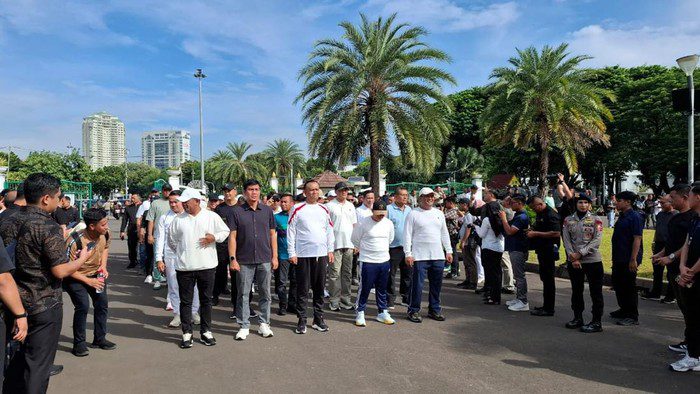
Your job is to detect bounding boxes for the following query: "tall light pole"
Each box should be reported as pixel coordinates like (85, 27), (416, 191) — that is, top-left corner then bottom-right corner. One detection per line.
(124, 148), (129, 196)
(677, 54), (699, 183)
(194, 68), (207, 193)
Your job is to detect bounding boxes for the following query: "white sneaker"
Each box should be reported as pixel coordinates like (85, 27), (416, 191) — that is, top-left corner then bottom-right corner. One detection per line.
(258, 323), (274, 338)
(376, 311), (395, 325)
(355, 311), (366, 327)
(508, 300), (530, 312)
(670, 355), (700, 372)
(235, 328), (250, 340)
(168, 315), (181, 328)
(165, 302), (173, 311)
(505, 299), (519, 306)
(370, 288), (376, 294)
(144, 275), (153, 284)
(193, 313), (201, 325)
(153, 282), (161, 290)
(324, 289), (330, 298)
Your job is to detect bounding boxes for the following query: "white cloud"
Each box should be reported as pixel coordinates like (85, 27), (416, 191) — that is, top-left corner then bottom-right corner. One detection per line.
(363, 0), (519, 32)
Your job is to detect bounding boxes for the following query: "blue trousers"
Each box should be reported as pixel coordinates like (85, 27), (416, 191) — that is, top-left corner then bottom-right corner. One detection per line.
(355, 261), (390, 313)
(408, 260), (445, 314)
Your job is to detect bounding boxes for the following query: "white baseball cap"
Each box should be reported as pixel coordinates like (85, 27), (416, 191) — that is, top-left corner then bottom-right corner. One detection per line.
(327, 190), (337, 197)
(177, 188), (202, 202)
(419, 187), (437, 197)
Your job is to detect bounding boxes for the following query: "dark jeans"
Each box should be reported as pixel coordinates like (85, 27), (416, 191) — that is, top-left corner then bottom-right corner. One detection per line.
(679, 283), (700, 358)
(274, 259), (290, 307)
(449, 236), (459, 275)
(295, 256), (327, 322)
(213, 244), (230, 297)
(356, 261), (390, 312)
(536, 250), (556, 312)
(650, 242), (673, 298)
(140, 242), (154, 275)
(612, 262), (638, 320)
(127, 230), (138, 265)
(567, 261), (604, 322)
(4, 305), (62, 394)
(63, 278), (109, 346)
(387, 247), (411, 303)
(408, 260), (445, 314)
(482, 249), (503, 303)
(176, 268), (215, 335)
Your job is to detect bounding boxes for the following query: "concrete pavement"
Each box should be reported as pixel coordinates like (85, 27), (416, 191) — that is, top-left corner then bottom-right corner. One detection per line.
(47, 219), (698, 393)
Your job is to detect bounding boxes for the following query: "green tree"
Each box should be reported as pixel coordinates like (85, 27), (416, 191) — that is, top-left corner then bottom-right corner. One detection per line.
(480, 43), (614, 196)
(296, 13), (455, 194)
(303, 157), (336, 179)
(92, 165), (125, 197)
(17, 150), (91, 182)
(262, 139), (305, 190)
(445, 147), (484, 183)
(208, 142), (264, 187)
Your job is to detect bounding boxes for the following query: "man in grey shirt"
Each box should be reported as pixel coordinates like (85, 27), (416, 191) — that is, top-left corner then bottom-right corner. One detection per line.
(642, 195), (676, 300)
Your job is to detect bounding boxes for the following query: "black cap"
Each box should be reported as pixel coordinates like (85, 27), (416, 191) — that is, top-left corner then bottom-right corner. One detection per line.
(616, 191), (637, 203)
(334, 181), (350, 191)
(372, 201), (387, 211)
(223, 183), (236, 191)
(457, 197), (469, 204)
(576, 194), (592, 203)
(208, 193), (219, 201)
(162, 183), (173, 191)
(151, 188), (159, 193)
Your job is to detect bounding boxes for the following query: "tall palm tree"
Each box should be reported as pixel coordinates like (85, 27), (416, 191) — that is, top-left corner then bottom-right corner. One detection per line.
(262, 139), (305, 189)
(296, 13), (455, 193)
(209, 142), (263, 187)
(446, 146), (484, 183)
(479, 43), (613, 196)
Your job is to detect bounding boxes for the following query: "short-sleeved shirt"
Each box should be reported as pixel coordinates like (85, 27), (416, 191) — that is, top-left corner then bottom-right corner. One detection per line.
(227, 202), (275, 265)
(686, 216), (700, 272)
(654, 210), (676, 244)
(611, 209), (644, 265)
(505, 210), (529, 253)
(533, 206), (560, 254)
(666, 210), (697, 270)
(275, 211), (289, 260)
(10, 206), (69, 315)
(0, 235), (14, 273)
(444, 208), (460, 238)
(214, 203), (237, 246)
(387, 203), (412, 248)
(52, 206), (79, 226)
(326, 199), (357, 249)
(67, 232), (110, 276)
(146, 199), (170, 229)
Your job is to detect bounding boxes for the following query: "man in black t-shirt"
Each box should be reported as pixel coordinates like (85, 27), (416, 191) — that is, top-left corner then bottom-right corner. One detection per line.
(527, 196), (561, 316)
(52, 195), (79, 233)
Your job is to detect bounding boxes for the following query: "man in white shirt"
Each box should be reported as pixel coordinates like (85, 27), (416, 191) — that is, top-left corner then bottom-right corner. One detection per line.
(287, 180), (335, 334)
(326, 182), (357, 311)
(356, 190), (375, 221)
(351, 201), (396, 327)
(404, 187), (453, 323)
(155, 190), (200, 328)
(167, 188), (230, 349)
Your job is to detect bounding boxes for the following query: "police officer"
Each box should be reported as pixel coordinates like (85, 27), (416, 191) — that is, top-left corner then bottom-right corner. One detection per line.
(561, 194), (604, 333)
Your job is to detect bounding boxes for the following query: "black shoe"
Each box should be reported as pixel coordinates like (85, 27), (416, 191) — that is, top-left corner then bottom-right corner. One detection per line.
(50, 364), (64, 377)
(277, 306), (287, 316)
(581, 322), (603, 333)
(89, 340), (117, 350)
(609, 309), (625, 319)
(456, 280), (469, 288)
(565, 318), (584, 329)
(229, 311), (237, 320)
(669, 341), (688, 353)
(249, 308), (258, 318)
(475, 287), (486, 294)
(295, 319), (307, 334)
(286, 305), (297, 314)
(445, 273), (455, 279)
(212, 296), (219, 306)
(501, 288), (515, 295)
(464, 284), (477, 290)
(72, 343), (89, 357)
(221, 288), (231, 295)
(179, 337), (194, 349)
(640, 290), (661, 301)
(530, 309), (554, 317)
(126, 262), (137, 270)
(387, 300), (395, 310)
(200, 334), (217, 346)
(329, 304), (341, 312)
(312, 319), (329, 332)
(484, 299), (501, 305)
(407, 312), (422, 323)
(616, 318), (639, 326)
(428, 310), (446, 321)
(660, 297), (677, 304)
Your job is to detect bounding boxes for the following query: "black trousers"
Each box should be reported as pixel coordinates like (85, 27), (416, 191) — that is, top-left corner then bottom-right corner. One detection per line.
(387, 247), (412, 303)
(287, 262), (298, 311)
(176, 268), (215, 335)
(449, 236), (460, 275)
(274, 259), (290, 307)
(214, 244), (229, 297)
(295, 256), (327, 322)
(127, 230), (138, 265)
(536, 250), (556, 312)
(4, 305), (62, 394)
(612, 262), (638, 320)
(482, 249), (503, 303)
(650, 242), (673, 298)
(669, 271), (688, 341)
(679, 283), (700, 358)
(144, 242), (154, 275)
(567, 261), (604, 321)
(63, 278), (108, 346)
(0, 315), (5, 387)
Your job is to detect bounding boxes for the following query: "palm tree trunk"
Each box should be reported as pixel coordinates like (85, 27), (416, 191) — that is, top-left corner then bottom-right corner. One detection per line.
(538, 126), (550, 197)
(369, 138), (380, 195)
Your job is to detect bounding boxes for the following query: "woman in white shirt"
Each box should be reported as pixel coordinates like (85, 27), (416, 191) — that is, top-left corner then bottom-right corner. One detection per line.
(475, 202), (505, 305)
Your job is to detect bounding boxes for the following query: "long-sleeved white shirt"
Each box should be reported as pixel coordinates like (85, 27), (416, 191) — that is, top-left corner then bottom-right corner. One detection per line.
(474, 217), (505, 253)
(167, 209), (230, 271)
(154, 210), (178, 262)
(287, 202), (334, 258)
(326, 199), (357, 249)
(356, 204), (372, 221)
(403, 207), (453, 261)
(351, 216), (394, 263)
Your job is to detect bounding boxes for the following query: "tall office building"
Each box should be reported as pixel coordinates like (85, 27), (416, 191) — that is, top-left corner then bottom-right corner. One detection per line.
(82, 112), (126, 170)
(141, 130), (191, 169)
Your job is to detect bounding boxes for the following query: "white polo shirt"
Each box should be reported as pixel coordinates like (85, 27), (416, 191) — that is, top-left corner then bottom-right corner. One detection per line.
(326, 199), (357, 249)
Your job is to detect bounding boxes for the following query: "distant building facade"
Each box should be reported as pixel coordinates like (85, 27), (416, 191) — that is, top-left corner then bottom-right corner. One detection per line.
(82, 112), (126, 170)
(141, 130), (191, 169)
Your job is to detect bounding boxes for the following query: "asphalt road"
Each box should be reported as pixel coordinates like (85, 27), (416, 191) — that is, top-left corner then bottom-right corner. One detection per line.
(47, 219), (698, 393)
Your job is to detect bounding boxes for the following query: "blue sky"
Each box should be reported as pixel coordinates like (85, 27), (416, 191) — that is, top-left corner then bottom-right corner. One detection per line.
(0, 0), (698, 161)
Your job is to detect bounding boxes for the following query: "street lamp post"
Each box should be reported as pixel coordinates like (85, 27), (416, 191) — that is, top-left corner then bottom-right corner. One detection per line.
(194, 68), (207, 193)
(677, 54), (699, 183)
(124, 148), (129, 196)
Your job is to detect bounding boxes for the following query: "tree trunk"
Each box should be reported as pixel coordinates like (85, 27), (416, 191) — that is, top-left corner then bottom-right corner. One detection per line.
(369, 137), (380, 195)
(538, 136), (550, 197)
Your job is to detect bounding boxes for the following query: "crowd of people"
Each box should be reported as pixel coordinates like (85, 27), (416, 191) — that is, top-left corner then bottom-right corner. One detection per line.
(0, 171), (699, 393)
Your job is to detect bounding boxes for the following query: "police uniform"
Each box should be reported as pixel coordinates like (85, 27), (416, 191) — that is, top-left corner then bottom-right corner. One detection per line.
(562, 210), (604, 330)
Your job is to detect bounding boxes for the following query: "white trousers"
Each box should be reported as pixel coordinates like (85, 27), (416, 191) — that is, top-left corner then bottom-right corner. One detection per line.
(165, 257), (199, 315)
(475, 246), (485, 282)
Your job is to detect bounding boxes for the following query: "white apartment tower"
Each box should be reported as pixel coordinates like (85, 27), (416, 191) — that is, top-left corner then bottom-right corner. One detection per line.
(141, 130), (191, 169)
(82, 112), (126, 170)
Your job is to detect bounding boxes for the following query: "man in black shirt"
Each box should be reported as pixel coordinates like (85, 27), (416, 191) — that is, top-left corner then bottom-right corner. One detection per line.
(52, 194), (79, 234)
(0, 235), (29, 387)
(119, 194), (141, 269)
(213, 184), (236, 306)
(644, 195), (676, 300)
(527, 196), (561, 316)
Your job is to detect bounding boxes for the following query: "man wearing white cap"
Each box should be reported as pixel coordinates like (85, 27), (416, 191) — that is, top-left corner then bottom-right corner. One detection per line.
(404, 187), (453, 323)
(167, 188), (230, 349)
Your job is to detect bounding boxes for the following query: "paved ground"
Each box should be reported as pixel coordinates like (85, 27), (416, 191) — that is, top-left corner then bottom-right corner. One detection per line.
(48, 219), (698, 393)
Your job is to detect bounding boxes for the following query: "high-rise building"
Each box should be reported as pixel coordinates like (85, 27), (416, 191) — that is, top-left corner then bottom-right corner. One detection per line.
(141, 130), (191, 169)
(82, 112), (126, 170)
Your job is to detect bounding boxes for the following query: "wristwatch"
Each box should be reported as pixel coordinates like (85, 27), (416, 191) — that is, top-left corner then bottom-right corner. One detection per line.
(668, 253), (676, 261)
(229, 256), (237, 262)
(15, 312), (28, 319)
